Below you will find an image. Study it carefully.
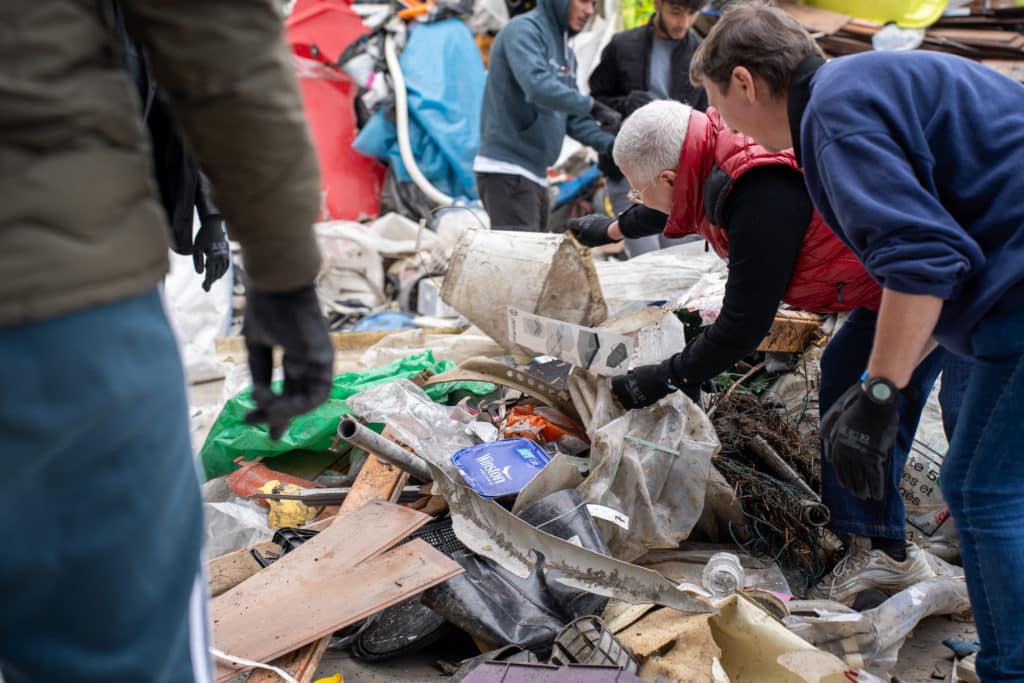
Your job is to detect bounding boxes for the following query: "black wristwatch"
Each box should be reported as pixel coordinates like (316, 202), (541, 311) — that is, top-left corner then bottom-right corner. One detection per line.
(862, 375), (899, 406)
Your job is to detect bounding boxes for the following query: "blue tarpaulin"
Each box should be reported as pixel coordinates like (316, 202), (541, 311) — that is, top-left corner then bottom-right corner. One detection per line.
(354, 19), (485, 200)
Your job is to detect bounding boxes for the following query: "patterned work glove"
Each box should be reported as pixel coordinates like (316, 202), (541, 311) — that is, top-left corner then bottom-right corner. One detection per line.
(820, 380), (900, 501)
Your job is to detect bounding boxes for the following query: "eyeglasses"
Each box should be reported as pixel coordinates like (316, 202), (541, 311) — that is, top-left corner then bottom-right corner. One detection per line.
(626, 175), (664, 204)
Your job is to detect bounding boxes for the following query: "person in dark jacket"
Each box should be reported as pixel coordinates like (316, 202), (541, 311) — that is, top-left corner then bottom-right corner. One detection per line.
(570, 99), (945, 604)
(689, 4), (1024, 677)
(115, 3), (230, 291)
(0, 0), (333, 680)
(588, 0), (707, 256)
(474, 0), (619, 231)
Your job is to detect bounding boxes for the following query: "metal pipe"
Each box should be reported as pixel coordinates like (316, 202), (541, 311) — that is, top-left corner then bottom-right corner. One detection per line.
(749, 435), (818, 500)
(337, 418), (434, 482)
(383, 33), (453, 208)
(747, 435), (830, 527)
(798, 499), (832, 528)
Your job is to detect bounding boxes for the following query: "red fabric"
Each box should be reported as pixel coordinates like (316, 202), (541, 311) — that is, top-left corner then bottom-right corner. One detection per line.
(664, 108), (880, 313)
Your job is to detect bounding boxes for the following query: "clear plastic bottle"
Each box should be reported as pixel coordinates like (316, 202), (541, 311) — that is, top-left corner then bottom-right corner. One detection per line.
(701, 552), (745, 597)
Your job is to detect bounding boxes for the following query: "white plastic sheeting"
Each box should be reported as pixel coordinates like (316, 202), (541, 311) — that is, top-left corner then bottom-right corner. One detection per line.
(164, 247), (233, 384)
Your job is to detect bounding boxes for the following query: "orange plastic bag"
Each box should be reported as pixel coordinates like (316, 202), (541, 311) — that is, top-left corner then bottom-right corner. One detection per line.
(503, 405), (588, 446)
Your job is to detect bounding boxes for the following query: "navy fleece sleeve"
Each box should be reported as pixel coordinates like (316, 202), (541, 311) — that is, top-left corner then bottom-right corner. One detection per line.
(806, 129), (983, 300)
(503, 23), (592, 117)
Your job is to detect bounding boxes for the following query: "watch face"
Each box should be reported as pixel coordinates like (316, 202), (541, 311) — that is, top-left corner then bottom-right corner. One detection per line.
(869, 380), (894, 402)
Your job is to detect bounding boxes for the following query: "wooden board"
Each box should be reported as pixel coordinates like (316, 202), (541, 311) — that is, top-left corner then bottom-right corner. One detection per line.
(207, 517), (335, 598)
(213, 538), (460, 681)
(215, 327), (463, 363)
(929, 27), (1024, 47)
(246, 632), (330, 683)
(340, 453), (411, 514)
(757, 310), (824, 353)
(209, 499), (454, 679)
(241, 451), (413, 680)
(780, 1), (852, 35)
(982, 59), (1024, 81)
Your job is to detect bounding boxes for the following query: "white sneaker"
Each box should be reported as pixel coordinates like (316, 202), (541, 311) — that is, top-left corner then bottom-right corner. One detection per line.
(809, 537), (937, 605)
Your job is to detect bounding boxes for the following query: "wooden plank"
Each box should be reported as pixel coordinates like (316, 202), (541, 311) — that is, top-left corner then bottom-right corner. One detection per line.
(246, 636), (330, 683)
(780, 1), (852, 35)
(215, 327), (463, 363)
(757, 310), (824, 353)
(207, 517), (335, 598)
(213, 538), (461, 682)
(274, 443), (413, 678)
(982, 59), (1024, 81)
(341, 453), (410, 513)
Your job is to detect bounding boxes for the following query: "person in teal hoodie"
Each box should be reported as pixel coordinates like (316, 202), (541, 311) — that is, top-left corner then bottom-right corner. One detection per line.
(474, 0), (621, 231)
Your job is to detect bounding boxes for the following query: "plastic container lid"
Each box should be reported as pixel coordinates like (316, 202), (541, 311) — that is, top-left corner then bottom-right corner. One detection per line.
(451, 438), (552, 499)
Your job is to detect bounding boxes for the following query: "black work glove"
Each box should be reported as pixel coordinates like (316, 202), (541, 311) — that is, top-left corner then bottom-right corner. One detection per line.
(820, 382), (900, 501)
(193, 220), (231, 292)
(623, 90), (657, 115)
(243, 285), (335, 440)
(611, 363), (702, 410)
(568, 214), (616, 247)
(590, 99), (623, 134)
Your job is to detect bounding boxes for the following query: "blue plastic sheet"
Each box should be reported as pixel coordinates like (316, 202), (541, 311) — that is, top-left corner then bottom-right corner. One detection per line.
(354, 19), (485, 200)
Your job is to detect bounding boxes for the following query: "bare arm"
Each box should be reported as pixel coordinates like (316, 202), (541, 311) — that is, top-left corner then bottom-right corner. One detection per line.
(866, 289), (944, 387)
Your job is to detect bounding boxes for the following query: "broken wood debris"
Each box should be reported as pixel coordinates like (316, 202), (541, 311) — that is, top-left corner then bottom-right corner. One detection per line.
(211, 501), (461, 682)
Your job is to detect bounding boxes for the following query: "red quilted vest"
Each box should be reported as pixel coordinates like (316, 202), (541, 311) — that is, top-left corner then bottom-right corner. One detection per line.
(664, 108), (880, 313)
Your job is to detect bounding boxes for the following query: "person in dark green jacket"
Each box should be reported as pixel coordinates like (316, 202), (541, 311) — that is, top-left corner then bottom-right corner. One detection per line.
(0, 1), (333, 680)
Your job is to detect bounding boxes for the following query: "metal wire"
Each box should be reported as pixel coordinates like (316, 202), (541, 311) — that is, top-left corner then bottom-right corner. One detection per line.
(711, 392), (839, 593)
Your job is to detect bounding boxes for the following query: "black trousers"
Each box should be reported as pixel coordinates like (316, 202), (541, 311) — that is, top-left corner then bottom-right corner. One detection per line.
(476, 172), (549, 232)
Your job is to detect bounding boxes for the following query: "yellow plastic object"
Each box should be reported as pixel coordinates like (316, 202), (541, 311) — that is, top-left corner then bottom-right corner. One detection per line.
(258, 480), (317, 529)
(806, 0), (949, 28)
(621, 0), (655, 29)
(314, 676), (343, 683)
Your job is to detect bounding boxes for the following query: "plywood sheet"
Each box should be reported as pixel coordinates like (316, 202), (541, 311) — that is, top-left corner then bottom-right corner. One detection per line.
(207, 517), (335, 598)
(268, 440), (413, 678)
(781, 2), (851, 35)
(213, 538), (460, 681)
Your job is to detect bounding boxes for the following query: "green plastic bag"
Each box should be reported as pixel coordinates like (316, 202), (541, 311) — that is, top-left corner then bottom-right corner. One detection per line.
(200, 351), (492, 480)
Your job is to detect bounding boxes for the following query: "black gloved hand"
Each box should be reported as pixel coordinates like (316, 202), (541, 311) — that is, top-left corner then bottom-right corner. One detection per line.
(193, 220), (231, 292)
(623, 90), (657, 115)
(611, 363), (703, 410)
(820, 381), (900, 501)
(568, 214), (616, 247)
(243, 285), (335, 440)
(591, 99), (623, 134)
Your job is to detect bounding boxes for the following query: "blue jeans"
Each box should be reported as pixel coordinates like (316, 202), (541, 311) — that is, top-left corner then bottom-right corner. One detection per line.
(0, 291), (210, 683)
(941, 306), (1024, 680)
(940, 351), (974, 441)
(819, 308), (944, 538)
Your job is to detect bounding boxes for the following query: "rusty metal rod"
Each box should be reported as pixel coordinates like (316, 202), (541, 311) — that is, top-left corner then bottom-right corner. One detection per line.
(748, 435), (830, 527)
(337, 418), (434, 482)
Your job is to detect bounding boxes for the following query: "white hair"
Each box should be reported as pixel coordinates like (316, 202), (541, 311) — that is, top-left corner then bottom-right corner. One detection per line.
(612, 100), (692, 185)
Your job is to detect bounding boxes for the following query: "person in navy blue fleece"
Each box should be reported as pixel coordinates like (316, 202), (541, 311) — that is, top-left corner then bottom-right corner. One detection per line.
(690, 3), (1024, 678)
(474, 0), (618, 231)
